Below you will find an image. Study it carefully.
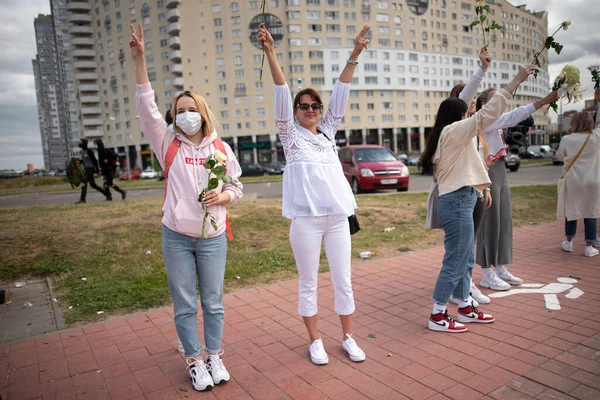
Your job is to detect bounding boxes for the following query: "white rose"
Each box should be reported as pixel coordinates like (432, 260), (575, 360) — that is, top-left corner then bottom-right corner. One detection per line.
(562, 20), (572, 30)
(214, 150), (227, 163)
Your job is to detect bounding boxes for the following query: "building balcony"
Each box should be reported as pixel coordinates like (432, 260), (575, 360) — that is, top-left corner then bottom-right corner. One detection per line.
(80, 96), (101, 103)
(167, 8), (180, 22)
(171, 63), (182, 75)
(170, 50), (181, 62)
(82, 118), (104, 126)
(166, 0), (181, 9)
(78, 84), (100, 92)
(80, 107), (102, 115)
(66, 2), (92, 11)
(69, 25), (94, 35)
(173, 77), (184, 88)
(68, 13), (92, 23)
(71, 37), (95, 46)
(169, 36), (180, 49)
(167, 22), (181, 35)
(73, 61), (97, 69)
(83, 129), (105, 138)
(75, 72), (98, 80)
(72, 49), (96, 58)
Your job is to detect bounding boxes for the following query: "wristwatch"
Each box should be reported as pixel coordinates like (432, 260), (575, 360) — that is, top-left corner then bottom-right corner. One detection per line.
(346, 59), (359, 65)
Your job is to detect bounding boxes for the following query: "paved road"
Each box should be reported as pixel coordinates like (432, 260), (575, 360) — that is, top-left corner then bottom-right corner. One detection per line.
(0, 164), (562, 208)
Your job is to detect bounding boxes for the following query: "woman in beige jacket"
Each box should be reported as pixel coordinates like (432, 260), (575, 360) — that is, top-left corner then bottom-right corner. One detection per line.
(556, 92), (600, 257)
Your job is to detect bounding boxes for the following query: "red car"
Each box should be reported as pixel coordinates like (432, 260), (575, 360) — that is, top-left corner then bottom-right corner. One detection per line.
(119, 171), (140, 180)
(338, 145), (410, 194)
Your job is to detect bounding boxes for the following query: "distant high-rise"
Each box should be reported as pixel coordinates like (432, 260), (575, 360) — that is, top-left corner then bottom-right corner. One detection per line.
(32, 13), (74, 170)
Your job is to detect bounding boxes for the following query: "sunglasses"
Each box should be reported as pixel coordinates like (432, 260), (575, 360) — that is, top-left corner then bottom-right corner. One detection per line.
(296, 103), (323, 111)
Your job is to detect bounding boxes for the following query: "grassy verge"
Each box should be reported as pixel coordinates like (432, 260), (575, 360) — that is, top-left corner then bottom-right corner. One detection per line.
(0, 185), (558, 325)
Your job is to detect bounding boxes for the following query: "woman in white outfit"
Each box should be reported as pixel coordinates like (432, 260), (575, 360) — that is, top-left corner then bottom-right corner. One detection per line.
(259, 23), (367, 365)
(556, 96), (600, 257)
(475, 88), (558, 291)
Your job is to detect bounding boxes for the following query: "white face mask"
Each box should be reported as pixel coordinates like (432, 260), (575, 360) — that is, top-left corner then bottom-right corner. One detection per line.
(176, 111), (202, 136)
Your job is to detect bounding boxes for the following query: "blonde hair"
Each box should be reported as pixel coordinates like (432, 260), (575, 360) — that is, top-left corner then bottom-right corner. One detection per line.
(171, 91), (218, 137)
(570, 112), (594, 133)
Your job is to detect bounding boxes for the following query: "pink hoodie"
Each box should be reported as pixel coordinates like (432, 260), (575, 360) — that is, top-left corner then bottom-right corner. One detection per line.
(136, 83), (243, 238)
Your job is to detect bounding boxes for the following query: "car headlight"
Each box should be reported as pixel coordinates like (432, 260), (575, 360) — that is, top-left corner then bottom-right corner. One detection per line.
(400, 166), (409, 176)
(360, 168), (374, 177)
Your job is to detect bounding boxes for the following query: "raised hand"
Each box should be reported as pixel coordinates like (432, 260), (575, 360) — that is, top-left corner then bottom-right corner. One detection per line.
(353, 26), (370, 54)
(479, 45), (491, 70)
(516, 63), (537, 83)
(542, 91), (560, 105)
(258, 23), (274, 53)
(129, 23), (144, 60)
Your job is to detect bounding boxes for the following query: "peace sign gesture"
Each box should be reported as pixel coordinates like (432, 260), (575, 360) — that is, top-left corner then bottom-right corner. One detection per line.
(129, 23), (145, 60)
(353, 26), (370, 54)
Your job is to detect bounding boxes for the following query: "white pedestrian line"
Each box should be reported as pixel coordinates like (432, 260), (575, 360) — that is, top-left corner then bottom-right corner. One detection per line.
(488, 277), (584, 310)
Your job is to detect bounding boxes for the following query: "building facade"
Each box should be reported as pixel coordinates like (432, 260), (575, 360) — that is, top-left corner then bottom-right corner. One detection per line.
(43, 0), (552, 168)
(33, 14), (73, 170)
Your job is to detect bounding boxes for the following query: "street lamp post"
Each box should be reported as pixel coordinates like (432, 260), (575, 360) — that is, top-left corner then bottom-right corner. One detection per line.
(109, 115), (139, 175)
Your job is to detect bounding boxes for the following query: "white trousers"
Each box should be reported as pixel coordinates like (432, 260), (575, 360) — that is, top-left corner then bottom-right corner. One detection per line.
(290, 214), (355, 317)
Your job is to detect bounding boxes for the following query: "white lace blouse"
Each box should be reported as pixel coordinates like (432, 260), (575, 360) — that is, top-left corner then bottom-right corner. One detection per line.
(274, 81), (357, 219)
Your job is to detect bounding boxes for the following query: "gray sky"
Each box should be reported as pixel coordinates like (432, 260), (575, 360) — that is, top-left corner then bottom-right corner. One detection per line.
(0, 0), (598, 170)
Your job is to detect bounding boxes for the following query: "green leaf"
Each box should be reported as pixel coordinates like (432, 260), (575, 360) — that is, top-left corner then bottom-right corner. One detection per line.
(480, 15), (486, 23)
(544, 36), (554, 49)
(212, 165), (226, 178)
(484, 27), (490, 32)
(475, 6), (480, 15)
(534, 70), (539, 79)
(469, 20), (480, 28)
(222, 175), (237, 186)
(554, 44), (563, 55)
(202, 228), (208, 238)
(198, 190), (205, 203)
(208, 178), (219, 191)
(210, 217), (218, 232)
(551, 102), (558, 113)
(368, 333), (376, 339)
(483, 5), (491, 13)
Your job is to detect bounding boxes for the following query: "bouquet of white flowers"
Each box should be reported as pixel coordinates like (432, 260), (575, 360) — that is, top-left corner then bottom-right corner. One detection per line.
(550, 64), (583, 113)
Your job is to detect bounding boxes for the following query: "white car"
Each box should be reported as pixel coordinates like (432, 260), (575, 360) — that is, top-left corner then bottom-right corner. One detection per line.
(140, 167), (158, 179)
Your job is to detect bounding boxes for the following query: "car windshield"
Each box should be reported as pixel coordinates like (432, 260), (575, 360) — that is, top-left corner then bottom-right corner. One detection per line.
(355, 148), (398, 162)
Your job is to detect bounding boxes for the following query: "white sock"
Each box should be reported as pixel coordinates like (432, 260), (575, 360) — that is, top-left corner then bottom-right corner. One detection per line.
(432, 302), (446, 315)
(495, 265), (505, 274)
(458, 300), (470, 308)
(482, 268), (492, 279)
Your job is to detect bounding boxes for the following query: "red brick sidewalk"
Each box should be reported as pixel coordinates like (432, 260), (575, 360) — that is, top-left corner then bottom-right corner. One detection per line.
(1, 221), (599, 400)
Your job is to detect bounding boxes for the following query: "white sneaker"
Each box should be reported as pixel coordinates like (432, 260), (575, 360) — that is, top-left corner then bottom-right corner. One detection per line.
(207, 352), (230, 385)
(562, 240), (573, 252)
(480, 270), (511, 291)
(497, 268), (523, 286)
(449, 295), (479, 308)
(187, 357), (214, 392)
(585, 246), (599, 258)
(470, 282), (491, 304)
(309, 338), (329, 365)
(342, 334), (366, 362)
(177, 339), (184, 353)
(592, 237), (600, 248)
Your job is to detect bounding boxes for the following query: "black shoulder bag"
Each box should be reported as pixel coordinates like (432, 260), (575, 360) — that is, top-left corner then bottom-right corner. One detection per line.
(320, 130), (361, 235)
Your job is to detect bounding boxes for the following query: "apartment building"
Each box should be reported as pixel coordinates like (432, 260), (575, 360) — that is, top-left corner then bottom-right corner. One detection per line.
(44, 0), (552, 169)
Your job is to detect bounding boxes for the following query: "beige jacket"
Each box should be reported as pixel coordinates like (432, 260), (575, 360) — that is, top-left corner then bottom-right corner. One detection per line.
(434, 89), (513, 196)
(556, 107), (600, 220)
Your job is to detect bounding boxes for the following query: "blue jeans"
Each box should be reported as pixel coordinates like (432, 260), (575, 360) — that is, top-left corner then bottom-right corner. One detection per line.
(432, 186), (477, 305)
(162, 225), (227, 357)
(565, 218), (597, 242)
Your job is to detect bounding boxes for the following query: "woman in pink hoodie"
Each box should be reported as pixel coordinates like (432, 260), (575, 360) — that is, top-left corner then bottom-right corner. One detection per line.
(130, 24), (243, 392)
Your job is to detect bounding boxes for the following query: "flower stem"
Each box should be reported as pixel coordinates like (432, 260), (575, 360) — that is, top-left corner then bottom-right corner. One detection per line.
(259, 0), (267, 82)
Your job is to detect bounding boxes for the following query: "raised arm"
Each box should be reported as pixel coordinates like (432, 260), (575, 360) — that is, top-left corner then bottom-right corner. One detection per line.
(338, 26), (370, 83)
(130, 23), (171, 165)
(448, 64), (537, 146)
(459, 46), (491, 103)
(258, 23), (285, 86)
(486, 91), (559, 132)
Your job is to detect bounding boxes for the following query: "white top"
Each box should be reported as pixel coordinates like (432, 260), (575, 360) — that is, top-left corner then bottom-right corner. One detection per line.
(274, 81), (357, 219)
(434, 89), (513, 196)
(483, 103), (536, 156)
(556, 106), (600, 221)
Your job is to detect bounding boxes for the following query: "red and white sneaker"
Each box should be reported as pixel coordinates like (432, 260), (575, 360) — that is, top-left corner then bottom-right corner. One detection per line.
(457, 305), (495, 324)
(428, 311), (468, 333)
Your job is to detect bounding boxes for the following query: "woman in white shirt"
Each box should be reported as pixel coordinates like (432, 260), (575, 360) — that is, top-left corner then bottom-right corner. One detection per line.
(421, 64), (535, 333)
(259, 23), (367, 365)
(556, 100), (600, 257)
(475, 89), (558, 291)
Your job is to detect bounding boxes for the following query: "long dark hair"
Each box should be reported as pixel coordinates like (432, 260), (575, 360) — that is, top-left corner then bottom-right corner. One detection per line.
(421, 98), (468, 174)
(476, 88), (496, 111)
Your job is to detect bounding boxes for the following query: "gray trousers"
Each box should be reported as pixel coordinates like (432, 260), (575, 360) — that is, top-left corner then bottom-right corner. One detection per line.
(476, 161), (513, 267)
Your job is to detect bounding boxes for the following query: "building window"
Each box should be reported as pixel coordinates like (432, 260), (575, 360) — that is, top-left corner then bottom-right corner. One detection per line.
(230, 2), (240, 12)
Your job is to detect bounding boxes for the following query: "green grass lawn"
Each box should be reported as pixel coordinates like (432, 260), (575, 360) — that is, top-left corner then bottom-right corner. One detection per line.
(0, 185), (558, 325)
